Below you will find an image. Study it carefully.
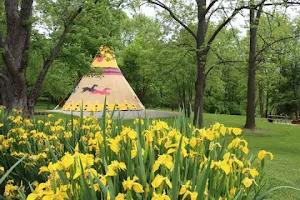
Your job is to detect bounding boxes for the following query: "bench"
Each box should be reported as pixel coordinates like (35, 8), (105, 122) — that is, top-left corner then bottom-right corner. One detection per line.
(267, 115), (289, 124)
(34, 111), (48, 116)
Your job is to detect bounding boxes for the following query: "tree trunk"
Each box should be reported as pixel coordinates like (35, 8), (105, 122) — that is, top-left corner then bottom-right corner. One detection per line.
(159, 86), (163, 109)
(258, 82), (264, 118)
(187, 84), (192, 117)
(0, 0), (33, 115)
(245, 2), (263, 129)
(265, 81), (269, 118)
(1, 69), (29, 113)
(193, 52), (206, 128)
(293, 72), (298, 120)
(182, 80), (189, 116)
(174, 76), (182, 104)
(193, 0), (206, 128)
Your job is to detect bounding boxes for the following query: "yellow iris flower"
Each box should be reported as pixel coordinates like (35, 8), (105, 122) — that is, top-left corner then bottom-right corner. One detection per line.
(152, 191), (170, 200)
(151, 174), (172, 189)
(122, 176), (144, 193)
(153, 154), (174, 172)
(258, 150), (274, 160)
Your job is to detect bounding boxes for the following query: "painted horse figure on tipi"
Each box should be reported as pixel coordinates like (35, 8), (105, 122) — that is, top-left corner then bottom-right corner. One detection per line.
(91, 88), (111, 95)
(82, 84), (98, 93)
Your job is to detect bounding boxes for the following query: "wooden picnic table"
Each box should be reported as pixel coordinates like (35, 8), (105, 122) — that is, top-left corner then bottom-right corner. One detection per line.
(267, 115), (290, 124)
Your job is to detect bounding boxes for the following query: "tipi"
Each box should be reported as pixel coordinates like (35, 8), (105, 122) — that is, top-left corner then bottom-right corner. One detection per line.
(62, 46), (145, 112)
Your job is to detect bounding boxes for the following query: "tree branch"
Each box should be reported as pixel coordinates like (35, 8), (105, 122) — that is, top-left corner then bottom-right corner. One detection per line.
(159, 48), (194, 76)
(4, 0), (29, 79)
(29, 6), (83, 103)
(263, 1), (300, 6)
(220, 6), (242, 52)
(206, 5), (224, 24)
(206, 47), (245, 78)
(206, 0), (267, 52)
(205, 0), (220, 15)
(255, 3), (264, 23)
(256, 35), (300, 58)
(258, 34), (271, 48)
(177, 43), (193, 48)
(0, 32), (18, 78)
(19, 0), (34, 72)
(148, 48), (194, 81)
(5, 0), (20, 39)
(147, 0), (197, 39)
(205, 60), (244, 78)
(5, 0), (19, 23)
(20, 0), (34, 23)
(206, 9), (240, 51)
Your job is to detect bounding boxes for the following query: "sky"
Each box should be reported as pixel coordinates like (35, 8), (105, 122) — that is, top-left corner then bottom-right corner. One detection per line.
(36, 1), (300, 38)
(134, 1), (300, 37)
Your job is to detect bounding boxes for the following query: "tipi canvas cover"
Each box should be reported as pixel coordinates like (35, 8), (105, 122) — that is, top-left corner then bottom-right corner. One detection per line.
(62, 46), (144, 112)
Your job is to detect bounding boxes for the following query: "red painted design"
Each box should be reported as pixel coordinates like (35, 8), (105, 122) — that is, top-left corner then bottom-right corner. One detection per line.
(91, 88), (111, 95)
(97, 57), (104, 62)
(103, 73), (123, 76)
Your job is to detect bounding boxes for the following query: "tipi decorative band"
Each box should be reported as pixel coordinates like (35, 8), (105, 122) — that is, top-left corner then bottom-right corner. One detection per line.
(103, 67), (122, 75)
(104, 67), (121, 72)
(103, 73), (123, 76)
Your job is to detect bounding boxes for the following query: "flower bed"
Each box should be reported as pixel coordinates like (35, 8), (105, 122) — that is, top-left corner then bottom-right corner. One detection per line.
(0, 107), (273, 200)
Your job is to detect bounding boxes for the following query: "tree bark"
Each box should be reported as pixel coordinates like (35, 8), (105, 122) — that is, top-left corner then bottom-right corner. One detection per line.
(174, 76), (182, 104)
(245, 2), (263, 129)
(193, 57), (206, 127)
(265, 85), (269, 118)
(187, 85), (192, 117)
(193, 0), (206, 128)
(182, 80), (188, 116)
(0, 0), (33, 115)
(258, 82), (264, 118)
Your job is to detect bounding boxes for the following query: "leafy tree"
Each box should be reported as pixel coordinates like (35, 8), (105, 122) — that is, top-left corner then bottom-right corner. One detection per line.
(255, 13), (294, 118)
(119, 14), (163, 105)
(0, 0), (130, 114)
(30, 0), (127, 105)
(0, 0), (83, 115)
(146, 0), (268, 127)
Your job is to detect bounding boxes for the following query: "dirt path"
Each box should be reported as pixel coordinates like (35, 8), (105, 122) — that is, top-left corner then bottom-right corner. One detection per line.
(47, 109), (179, 120)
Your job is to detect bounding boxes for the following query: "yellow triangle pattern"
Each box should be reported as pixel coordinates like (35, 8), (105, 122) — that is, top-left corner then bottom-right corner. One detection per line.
(91, 46), (119, 69)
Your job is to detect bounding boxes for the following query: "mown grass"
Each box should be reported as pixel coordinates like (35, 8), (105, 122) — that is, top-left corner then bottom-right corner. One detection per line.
(33, 105), (300, 199)
(204, 113), (300, 200)
(34, 100), (57, 111)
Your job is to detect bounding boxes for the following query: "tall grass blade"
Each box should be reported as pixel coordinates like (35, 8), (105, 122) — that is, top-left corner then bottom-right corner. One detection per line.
(136, 123), (147, 187)
(170, 135), (183, 200)
(233, 189), (242, 200)
(256, 186), (300, 200)
(93, 172), (108, 195)
(0, 156), (26, 184)
(196, 157), (212, 200)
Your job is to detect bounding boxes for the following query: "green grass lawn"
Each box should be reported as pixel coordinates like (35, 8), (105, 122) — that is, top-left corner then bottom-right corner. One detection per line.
(37, 110), (300, 199)
(34, 100), (57, 111)
(204, 113), (300, 199)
